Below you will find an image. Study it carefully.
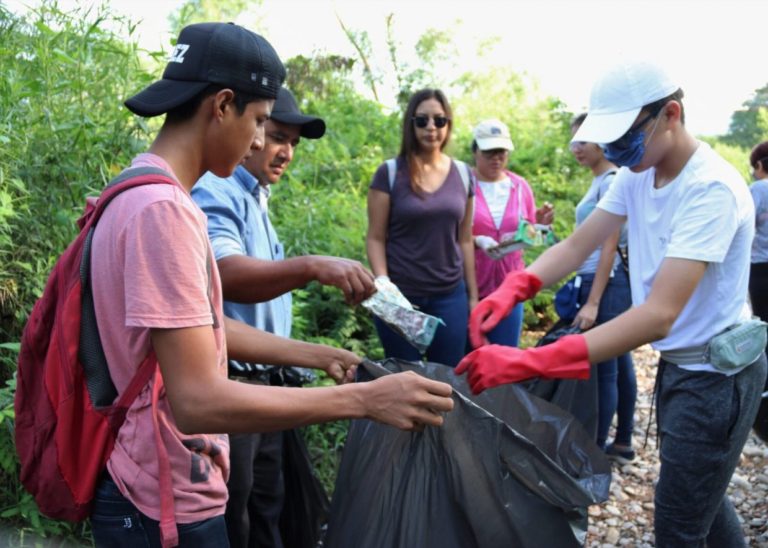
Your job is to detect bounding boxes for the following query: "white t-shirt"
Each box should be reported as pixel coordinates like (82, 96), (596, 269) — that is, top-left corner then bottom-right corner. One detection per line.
(598, 142), (754, 373)
(478, 177), (513, 229)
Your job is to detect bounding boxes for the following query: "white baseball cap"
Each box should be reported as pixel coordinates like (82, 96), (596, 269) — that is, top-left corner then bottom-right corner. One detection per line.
(473, 119), (514, 151)
(572, 60), (679, 144)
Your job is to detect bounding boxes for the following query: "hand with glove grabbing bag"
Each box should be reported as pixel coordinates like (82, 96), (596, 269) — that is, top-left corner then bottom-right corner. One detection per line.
(455, 334), (591, 394)
(469, 270), (543, 348)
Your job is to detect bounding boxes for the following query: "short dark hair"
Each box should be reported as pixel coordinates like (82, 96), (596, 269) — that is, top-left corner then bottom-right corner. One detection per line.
(164, 84), (265, 124)
(750, 141), (768, 170)
(643, 88), (685, 125)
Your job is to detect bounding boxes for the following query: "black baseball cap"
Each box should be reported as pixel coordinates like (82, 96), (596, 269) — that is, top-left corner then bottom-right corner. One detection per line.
(270, 88), (326, 139)
(125, 22), (286, 117)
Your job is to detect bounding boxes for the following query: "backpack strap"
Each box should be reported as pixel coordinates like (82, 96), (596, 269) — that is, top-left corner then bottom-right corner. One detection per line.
(453, 159), (472, 196)
(79, 167), (177, 408)
(595, 169), (618, 201)
(385, 158), (398, 191)
(152, 368), (178, 548)
(387, 158), (473, 196)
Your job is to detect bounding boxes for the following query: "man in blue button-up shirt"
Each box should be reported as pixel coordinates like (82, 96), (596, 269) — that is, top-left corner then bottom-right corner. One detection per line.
(192, 88), (376, 548)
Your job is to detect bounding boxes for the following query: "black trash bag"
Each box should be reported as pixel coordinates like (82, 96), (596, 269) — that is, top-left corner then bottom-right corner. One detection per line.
(517, 318), (599, 439)
(324, 359), (611, 548)
(279, 429), (330, 548)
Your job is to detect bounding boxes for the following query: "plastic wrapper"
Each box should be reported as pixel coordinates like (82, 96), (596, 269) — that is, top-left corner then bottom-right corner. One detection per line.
(325, 359), (611, 548)
(362, 277), (444, 353)
(486, 222), (558, 257)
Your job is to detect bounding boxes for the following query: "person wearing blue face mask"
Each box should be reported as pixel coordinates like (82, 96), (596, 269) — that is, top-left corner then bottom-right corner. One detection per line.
(458, 59), (766, 547)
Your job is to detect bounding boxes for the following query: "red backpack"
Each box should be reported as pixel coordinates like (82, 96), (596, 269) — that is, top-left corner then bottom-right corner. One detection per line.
(15, 167), (178, 540)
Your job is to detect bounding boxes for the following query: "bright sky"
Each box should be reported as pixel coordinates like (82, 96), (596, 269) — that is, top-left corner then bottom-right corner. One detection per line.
(6, 0), (766, 136)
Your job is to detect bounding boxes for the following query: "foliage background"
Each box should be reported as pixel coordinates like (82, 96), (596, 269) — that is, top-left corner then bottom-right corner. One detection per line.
(0, 0), (765, 542)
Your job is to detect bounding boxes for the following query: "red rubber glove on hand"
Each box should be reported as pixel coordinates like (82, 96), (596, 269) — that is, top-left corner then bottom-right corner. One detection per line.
(455, 334), (590, 394)
(469, 270), (543, 348)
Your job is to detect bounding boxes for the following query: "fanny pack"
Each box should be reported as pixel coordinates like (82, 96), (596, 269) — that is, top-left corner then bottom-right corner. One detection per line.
(660, 318), (768, 372)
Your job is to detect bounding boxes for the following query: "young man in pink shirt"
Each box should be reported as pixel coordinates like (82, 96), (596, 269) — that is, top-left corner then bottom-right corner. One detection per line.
(89, 22), (454, 547)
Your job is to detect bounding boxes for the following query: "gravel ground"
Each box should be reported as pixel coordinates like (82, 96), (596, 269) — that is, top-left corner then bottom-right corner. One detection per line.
(585, 345), (768, 547)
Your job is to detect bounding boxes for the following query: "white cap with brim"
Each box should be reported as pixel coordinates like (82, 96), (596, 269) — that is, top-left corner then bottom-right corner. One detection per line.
(473, 119), (514, 151)
(572, 60), (679, 145)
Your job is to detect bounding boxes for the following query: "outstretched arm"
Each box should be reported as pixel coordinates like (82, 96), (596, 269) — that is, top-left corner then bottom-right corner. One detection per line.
(528, 208), (625, 287)
(460, 256), (706, 393)
(152, 325), (455, 434)
(218, 254), (375, 306)
(581, 257), (706, 362)
(224, 316), (358, 383)
(469, 209), (625, 346)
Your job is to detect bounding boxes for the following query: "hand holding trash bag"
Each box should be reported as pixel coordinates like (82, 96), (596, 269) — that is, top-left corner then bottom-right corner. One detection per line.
(456, 334), (591, 394)
(469, 270), (543, 347)
(364, 371), (454, 430)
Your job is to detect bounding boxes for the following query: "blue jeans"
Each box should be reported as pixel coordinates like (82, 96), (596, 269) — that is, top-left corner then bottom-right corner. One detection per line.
(375, 280), (468, 368)
(90, 474), (229, 547)
(486, 302), (524, 347)
(579, 267), (636, 448)
(654, 354), (767, 547)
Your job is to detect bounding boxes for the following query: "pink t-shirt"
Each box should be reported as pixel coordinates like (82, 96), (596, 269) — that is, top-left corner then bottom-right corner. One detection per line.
(91, 153), (229, 523)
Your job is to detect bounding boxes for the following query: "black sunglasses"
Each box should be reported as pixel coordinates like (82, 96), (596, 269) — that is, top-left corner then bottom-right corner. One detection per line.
(611, 104), (665, 148)
(412, 115), (450, 129)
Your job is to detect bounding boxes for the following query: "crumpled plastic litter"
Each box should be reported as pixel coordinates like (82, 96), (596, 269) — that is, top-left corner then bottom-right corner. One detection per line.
(361, 277), (444, 354)
(487, 223), (558, 257)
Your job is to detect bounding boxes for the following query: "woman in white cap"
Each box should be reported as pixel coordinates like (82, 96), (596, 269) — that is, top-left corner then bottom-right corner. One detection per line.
(366, 89), (478, 367)
(470, 119), (553, 347)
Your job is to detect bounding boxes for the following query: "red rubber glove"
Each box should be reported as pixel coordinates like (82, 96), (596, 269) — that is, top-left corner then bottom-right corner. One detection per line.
(469, 271), (543, 348)
(455, 334), (590, 394)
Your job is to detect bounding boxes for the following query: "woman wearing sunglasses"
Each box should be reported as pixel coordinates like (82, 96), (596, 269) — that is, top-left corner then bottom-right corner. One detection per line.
(366, 88), (478, 367)
(470, 119), (553, 348)
(569, 113), (636, 461)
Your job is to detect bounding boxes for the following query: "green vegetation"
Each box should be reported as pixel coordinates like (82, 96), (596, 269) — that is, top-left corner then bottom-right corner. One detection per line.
(0, 0), (765, 542)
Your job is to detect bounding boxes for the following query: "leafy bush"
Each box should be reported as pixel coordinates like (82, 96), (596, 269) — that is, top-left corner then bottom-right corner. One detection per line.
(0, 3), (156, 541)
(0, 2), (156, 345)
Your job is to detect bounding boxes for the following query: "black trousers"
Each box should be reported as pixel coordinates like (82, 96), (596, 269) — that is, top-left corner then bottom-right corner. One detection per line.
(750, 262), (768, 329)
(225, 429), (285, 548)
(225, 376), (285, 548)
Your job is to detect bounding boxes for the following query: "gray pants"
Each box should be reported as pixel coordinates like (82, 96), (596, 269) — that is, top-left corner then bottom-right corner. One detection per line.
(654, 354), (767, 547)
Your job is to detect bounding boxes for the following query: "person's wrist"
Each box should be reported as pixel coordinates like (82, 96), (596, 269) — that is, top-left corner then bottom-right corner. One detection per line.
(296, 255), (318, 283)
(339, 382), (368, 419)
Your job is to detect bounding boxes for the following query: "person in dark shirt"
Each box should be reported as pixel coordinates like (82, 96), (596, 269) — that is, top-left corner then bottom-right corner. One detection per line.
(366, 88), (478, 367)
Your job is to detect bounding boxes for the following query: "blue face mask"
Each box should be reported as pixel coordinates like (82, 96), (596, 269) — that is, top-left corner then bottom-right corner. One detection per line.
(603, 108), (663, 168)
